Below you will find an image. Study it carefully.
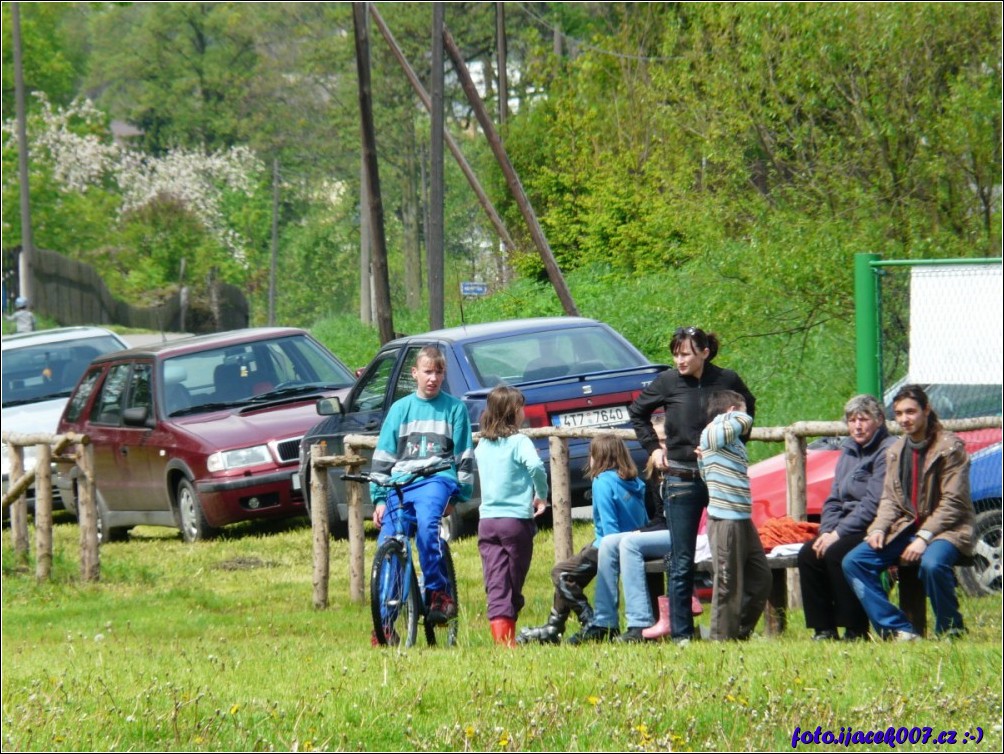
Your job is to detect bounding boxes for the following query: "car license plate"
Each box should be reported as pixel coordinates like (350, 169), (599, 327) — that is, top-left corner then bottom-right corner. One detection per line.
(291, 472), (301, 491)
(553, 405), (629, 428)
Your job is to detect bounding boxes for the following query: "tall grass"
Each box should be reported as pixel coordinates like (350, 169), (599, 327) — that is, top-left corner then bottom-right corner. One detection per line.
(3, 516), (1001, 751)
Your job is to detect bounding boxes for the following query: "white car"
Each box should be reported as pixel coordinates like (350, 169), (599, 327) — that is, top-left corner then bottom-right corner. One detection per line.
(2, 326), (128, 506)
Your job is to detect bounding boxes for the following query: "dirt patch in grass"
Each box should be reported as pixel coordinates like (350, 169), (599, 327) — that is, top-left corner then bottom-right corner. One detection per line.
(215, 556), (274, 571)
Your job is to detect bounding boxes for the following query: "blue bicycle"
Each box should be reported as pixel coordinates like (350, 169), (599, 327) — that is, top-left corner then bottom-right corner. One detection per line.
(342, 463), (459, 648)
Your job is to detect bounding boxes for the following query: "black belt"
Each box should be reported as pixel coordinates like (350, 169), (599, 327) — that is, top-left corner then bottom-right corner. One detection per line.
(665, 466), (700, 480)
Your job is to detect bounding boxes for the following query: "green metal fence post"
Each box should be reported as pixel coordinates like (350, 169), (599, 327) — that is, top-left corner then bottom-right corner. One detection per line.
(855, 253), (882, 397)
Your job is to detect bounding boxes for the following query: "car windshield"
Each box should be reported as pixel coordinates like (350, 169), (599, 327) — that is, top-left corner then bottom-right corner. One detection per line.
(2, 334), (125, 407)
(463, 325), (644, 387)
(161, 334), (355, 416)
(884, 383), (1002, 421)
(923, 383), (1002, 420)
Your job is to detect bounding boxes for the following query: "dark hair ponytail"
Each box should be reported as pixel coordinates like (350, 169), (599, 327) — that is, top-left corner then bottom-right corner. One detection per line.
(670, 326), (719, 362)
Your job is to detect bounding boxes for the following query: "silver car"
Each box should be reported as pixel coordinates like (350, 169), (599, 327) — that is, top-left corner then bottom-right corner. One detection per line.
(2, 326), (128, 506)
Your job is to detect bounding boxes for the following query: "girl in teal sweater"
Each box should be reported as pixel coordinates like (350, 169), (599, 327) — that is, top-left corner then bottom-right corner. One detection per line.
(475, 385), (549, 646)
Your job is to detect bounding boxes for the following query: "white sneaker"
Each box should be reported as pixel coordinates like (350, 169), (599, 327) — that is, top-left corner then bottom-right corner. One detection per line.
(896, 630), (920, 642)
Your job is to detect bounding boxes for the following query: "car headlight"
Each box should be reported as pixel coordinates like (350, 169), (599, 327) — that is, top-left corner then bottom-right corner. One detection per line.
(207, 445), (272, 472)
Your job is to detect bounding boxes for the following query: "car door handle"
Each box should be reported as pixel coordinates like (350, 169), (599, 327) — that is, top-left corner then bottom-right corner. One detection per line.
(364, 419), (380, 431)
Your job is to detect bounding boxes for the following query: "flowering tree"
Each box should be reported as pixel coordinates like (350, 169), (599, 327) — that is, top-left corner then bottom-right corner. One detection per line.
(3, 94), (266, 301)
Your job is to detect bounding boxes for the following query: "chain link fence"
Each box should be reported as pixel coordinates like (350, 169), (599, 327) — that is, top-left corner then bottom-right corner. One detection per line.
(876, 260), (1002, 404)
(873, 258), (1002, 596)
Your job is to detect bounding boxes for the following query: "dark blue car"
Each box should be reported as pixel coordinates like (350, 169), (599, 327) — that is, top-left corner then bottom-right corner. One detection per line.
(298, 317), (667, 538)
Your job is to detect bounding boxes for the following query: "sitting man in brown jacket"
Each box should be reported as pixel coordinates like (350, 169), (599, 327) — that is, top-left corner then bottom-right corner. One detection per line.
(842, 384), (974, 639)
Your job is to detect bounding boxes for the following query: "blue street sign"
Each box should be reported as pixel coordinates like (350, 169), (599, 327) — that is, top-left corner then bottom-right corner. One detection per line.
(460, 282), (489, 297)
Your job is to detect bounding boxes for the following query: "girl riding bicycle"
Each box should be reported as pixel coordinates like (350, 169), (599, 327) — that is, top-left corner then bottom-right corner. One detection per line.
(370, 346), (475, 639)
(475, 385), (549, 647)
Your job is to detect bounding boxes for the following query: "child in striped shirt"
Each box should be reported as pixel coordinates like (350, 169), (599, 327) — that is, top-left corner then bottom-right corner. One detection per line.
(697, 390), (771, 641)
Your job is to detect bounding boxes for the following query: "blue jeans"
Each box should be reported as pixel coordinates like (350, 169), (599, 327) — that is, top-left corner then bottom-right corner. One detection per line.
(377, 476), (458, 594)
(663, 476), (708, 639)
(593, 528), (672, 629)
(843, 528), (965, 636)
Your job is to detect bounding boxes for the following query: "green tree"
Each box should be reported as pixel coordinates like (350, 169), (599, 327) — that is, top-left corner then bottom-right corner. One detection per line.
(86, 2), (283, 153)
(499, 3), (1001, 337)
(1, 2), (87, 116)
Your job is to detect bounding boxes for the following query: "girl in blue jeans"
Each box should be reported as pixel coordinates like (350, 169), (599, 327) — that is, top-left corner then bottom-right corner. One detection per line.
(519, 434), (649, 645)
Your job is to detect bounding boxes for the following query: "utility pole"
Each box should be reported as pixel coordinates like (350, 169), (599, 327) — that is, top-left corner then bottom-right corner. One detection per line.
(13, 2), (34, 302)
(359, 158), (372, 324)
(444, 27), (579, 317)
(369, 5), (517, 257)
(353, 2), (394, 343)
(269, 158), (279, 326)
(495, 2), (509, 286)
(428, 3), (445, 330)
(496, 2), (508, 127)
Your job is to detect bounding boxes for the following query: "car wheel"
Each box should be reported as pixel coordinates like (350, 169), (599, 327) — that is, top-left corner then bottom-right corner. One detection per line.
(95, 492), (129, 543)
(177, 478), (216, 543)
(329, 503), (349, 540)
(957, 507), (1002, 597)
(70, 484), (127, 543)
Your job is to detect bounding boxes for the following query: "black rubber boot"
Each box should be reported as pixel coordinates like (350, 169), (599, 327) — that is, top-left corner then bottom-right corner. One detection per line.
(516, 608), (568, 645)
(566, 624), (620, 645)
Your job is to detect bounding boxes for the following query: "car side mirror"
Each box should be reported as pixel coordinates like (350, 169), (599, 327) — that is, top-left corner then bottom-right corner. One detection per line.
(122, 406), (152, 427)
(316, 397), (344, 416)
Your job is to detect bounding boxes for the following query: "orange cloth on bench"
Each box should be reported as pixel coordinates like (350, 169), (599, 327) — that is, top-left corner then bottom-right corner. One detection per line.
(758, 516), (819, 553)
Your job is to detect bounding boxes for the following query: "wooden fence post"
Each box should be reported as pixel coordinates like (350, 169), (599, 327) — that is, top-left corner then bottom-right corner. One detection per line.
(344, 441), (366, 604)
(783, 427), (809, 615)
(548, 435), (573, 562)
(34, 443), (53, 581)
(784, 428), (808, 523)
(9, 445), (29, 566)
(77, 441), (100, 582)
(310, 443), (330, 609)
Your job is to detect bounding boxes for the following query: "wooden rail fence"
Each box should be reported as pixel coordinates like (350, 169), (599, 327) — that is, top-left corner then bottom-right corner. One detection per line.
(3, 416), (998, 599)
(307, 417), (1001, 609)
(2, 432), (99, 581)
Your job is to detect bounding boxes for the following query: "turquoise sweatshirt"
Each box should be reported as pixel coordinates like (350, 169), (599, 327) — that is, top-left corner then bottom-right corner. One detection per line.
(475, 433), (549, 519)
(370, 391), (475, 503)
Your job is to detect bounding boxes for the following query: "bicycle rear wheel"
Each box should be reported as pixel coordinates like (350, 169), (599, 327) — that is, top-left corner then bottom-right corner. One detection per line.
(371, 539), (420, 647)
(425, 538), (460, 647)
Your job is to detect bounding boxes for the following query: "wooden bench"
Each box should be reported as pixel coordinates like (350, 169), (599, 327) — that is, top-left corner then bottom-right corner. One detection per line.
(645, 553), (927, 637)
(643, 554), (797, 636)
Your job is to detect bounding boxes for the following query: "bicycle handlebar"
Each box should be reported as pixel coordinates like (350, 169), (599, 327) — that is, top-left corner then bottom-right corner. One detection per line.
(341, 461), (454, 488)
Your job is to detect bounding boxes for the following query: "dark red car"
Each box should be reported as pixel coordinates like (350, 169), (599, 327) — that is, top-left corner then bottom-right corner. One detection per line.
(55, 328), (356, 542)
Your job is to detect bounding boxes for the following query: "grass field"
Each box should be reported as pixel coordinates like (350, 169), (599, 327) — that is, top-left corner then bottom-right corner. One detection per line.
(2, 515), (1001, 752)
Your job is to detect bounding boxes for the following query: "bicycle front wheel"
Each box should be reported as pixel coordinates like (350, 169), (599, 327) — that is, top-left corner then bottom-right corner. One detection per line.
(371, 539), (420, 648)
(425, 538), (460, 647)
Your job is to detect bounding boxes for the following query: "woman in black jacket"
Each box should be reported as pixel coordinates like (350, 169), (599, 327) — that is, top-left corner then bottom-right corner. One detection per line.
(628, 326), (755, 643)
